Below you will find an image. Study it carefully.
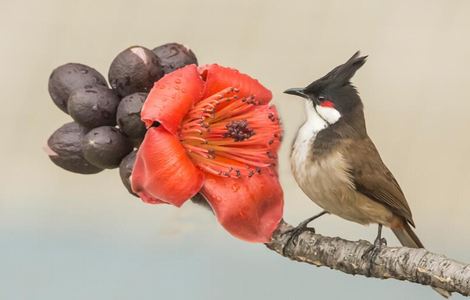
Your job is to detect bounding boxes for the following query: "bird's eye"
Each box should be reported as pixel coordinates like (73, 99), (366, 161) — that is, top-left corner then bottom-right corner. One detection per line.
(317, 95), (335, 108)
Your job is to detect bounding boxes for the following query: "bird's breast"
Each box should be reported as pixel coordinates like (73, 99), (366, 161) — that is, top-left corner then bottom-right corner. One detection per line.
(290, 128), (393, 225)
(291, 142), (355, 211)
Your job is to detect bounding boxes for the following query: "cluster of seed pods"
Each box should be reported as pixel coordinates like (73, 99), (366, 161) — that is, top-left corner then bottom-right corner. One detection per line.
(46, 43), (198, 195)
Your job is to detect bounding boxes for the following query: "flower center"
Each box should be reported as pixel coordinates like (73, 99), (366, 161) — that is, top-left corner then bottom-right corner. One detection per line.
(224, 120), (254, 142)
(180, 87), (281, 178)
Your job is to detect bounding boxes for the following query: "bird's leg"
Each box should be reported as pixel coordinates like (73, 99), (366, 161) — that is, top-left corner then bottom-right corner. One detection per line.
(362, 224), (387, 273)
(282, 211), (329, 256)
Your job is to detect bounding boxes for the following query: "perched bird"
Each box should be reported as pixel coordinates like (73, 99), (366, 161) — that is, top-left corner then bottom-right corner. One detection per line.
(284, 52), (449, 298)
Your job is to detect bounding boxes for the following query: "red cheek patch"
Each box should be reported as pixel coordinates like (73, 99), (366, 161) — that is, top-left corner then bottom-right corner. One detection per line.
(320, 100), (335, 108)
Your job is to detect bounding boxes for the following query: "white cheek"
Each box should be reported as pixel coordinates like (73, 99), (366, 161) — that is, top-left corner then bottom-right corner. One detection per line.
(304, 101), (327, 133)
(316, 105), (341, 124)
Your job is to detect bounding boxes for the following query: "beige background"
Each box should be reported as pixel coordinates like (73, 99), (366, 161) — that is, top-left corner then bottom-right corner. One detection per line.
(1, 0), (469, 299)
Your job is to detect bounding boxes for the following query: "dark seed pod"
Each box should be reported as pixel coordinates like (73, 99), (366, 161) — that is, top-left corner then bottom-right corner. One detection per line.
(108, 46), (163, 97)
(48, 63), (108, 113)
(116, 92), (147, 138)
(68, 86), (121, 128)
(46, 122), (103, 174)
(152, 43), (198, 74)
(119, 150), (137, 197)
(81, 126), (133, 169)
(131, 136), (144, 148)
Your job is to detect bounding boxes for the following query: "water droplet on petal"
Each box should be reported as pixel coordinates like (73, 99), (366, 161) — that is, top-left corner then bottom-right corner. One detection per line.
(231, 183), (240, 192)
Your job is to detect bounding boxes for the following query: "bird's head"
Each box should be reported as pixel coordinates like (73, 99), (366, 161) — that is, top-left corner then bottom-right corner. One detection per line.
(284, 51), (367, 125)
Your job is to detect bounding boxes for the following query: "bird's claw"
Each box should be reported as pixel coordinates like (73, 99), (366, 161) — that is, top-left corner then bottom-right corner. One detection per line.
(362, 236), (387, 258)
(281, 211), (329, 256)
(282, 224), (316, 256)
(362, 236), (387, 275)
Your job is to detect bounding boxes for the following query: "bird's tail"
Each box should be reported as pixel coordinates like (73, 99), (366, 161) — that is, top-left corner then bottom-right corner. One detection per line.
(392, 222), (451, 298)
(392, 221), (424, 248)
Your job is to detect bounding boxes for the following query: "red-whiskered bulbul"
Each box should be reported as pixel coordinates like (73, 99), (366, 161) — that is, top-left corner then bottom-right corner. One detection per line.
(284, 52), (450, 298)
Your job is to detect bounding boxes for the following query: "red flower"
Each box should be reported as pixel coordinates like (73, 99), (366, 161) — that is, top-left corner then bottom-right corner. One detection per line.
(131, 64), (283, 243)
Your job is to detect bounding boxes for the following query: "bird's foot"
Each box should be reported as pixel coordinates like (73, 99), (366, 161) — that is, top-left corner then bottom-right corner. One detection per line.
(362, 235), (387, 259)
(362, 234), (387, 275)
(281, 222), (315, 256)
(281, 211), (328, 256)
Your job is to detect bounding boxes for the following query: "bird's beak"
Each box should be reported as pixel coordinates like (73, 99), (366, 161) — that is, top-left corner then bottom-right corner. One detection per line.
(284, 88), (308, 99)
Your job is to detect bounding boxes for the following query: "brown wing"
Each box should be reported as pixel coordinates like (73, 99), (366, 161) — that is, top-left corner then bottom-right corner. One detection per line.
(342, 137), (415, 226)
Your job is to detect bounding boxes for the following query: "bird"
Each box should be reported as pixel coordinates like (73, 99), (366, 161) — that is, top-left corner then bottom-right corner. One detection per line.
(284, 52), (450, 298)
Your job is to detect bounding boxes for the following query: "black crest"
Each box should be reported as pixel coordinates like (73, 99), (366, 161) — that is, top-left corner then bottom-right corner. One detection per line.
(304, 51), (367, 95)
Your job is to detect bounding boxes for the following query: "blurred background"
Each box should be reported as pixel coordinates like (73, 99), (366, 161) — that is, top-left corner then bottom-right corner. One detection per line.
(1, 0), (470, 299)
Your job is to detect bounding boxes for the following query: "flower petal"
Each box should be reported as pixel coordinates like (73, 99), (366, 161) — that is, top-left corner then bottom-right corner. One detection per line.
(199, 64), (272, 105)
(201, 168), (283, 242)
(131, 126), (204, 207)
(141, 64), (204, 134)
(138, 193), (167, 205)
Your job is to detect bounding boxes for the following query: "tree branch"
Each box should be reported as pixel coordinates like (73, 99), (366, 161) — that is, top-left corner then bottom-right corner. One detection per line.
(266, 220), (470, 297)
(191, 196), (469, 296)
